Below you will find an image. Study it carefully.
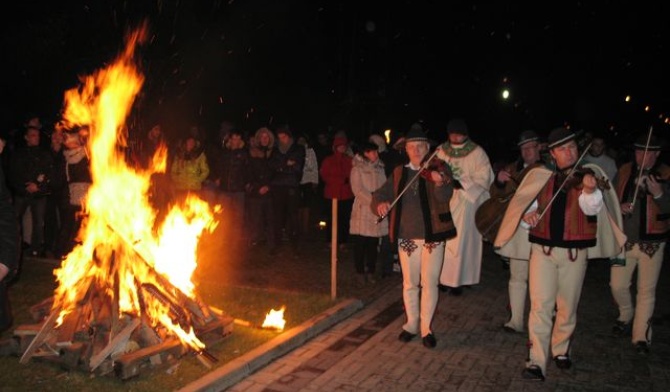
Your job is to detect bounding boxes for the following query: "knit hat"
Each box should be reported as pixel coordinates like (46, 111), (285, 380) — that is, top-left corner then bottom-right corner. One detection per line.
(633, 133), (664, 151)
(446, 118), (468, 136)
(517, 130), (539, 147)
(361, 141), (379, 152)
(547, 127), (576, 149)
(333, 136), (348, 148)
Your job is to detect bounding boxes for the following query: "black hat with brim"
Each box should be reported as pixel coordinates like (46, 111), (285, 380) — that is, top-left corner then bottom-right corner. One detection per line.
(632, 133), (665, 151)
(517, 130), (540, 147)
(547, 127), (576, 149)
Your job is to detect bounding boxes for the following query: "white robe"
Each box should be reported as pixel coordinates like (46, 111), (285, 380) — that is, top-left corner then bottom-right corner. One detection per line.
(438, 143), (494, 286)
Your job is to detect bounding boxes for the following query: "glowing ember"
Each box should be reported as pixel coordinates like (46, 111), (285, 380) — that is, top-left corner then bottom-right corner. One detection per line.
(51, 24), (218, 353)
(261, 307), (286, 331)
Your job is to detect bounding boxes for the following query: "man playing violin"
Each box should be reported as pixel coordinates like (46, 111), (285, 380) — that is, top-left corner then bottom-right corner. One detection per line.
(490, 130), (547, 334)
(610, 132), (670, 354)
(371, 126), (456, 349)
(495, 127), (625, 381)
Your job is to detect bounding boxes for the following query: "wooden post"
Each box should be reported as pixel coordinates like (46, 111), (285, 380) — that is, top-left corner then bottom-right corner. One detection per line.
(331, 198), (338, 300)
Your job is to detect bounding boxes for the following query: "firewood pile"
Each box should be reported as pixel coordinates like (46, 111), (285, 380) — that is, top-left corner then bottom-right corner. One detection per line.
(12, 262), (233, 380)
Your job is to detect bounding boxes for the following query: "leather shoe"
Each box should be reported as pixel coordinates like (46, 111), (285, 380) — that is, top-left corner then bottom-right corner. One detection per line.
(398, 330), (416, 342)
(554, 355), (572, 369)
(422, 333), (437, 348)
(635, 341), (650, 354)
(449, 287), (463, 296)
(521, 365), (545, 381)
(612, 320), (631, 337)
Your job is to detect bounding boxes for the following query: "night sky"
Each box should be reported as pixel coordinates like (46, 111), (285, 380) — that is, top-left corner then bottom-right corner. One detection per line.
(1, 1), (668, 161)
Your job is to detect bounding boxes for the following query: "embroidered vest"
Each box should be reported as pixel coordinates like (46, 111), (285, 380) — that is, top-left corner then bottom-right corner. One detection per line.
(389, 166), (457, 243)
(616, 162), (670, 240)
(529, 174), (597, 248)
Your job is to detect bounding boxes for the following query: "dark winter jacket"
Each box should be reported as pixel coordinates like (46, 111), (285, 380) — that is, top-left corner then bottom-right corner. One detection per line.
(269, 139), (305, 188)
(8, 145), (54, 198)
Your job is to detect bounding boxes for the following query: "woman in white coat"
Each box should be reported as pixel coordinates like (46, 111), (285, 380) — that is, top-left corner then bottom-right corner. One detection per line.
(349, 142), (388, 285)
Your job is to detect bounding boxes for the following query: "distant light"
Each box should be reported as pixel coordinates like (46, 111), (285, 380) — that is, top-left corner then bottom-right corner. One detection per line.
(384, 129), (391, 144)
(502, 89), (510, 100)
(625, 95), (631, 102)
(645, 106), (651, 112)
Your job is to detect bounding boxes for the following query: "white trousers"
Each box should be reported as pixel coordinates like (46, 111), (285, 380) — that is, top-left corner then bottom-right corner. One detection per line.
(527, 244), (587, 375)
(505, 258), (529, 331)
(610, 242), (665, 344)
(398, 239), (445, 337)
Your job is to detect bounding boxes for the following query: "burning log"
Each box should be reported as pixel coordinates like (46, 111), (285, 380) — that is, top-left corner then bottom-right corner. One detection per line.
(12, 235), (233, 378)
(12, 259), (233, 378)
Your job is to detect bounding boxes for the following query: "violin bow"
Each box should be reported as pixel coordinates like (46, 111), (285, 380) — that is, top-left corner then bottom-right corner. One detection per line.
(630, 125), (654, 209)
(535, 141), (592, 223)
(376, 147), (442, 223)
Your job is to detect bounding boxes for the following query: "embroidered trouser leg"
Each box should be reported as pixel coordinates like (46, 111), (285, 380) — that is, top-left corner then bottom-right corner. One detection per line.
(527, 245), (587, 375)
(505, 257), (529, 331)
(398, 239), (445, 337)
(610, 242), (665, 343)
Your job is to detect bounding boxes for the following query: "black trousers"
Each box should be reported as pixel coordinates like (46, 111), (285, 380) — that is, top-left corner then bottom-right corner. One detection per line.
(352, 234), (378, 274)
(0, 280), (12, 333)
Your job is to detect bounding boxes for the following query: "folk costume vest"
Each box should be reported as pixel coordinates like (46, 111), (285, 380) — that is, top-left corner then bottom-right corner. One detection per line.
(388, 165), (456, 244)
(529, 168), (598, 249)
(616, 162), (670, 240)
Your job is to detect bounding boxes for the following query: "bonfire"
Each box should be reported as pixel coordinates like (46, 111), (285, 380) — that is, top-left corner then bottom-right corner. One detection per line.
(12, 24), (233, 379)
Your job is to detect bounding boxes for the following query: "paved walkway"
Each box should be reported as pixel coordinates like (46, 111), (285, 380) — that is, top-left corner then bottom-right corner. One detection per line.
(214, 243), (670, 392)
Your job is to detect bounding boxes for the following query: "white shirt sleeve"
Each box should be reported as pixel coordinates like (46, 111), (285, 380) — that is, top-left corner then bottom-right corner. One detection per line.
(520, 199), (538, 230)
(578, 188), (603, 216)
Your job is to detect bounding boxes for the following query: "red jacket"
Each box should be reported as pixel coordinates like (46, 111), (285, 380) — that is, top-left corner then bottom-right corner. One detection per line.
(320, 151), (354, 200)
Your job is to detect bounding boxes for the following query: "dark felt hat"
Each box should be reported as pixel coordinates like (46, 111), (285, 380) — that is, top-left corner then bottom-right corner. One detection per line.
(517, 130), (539, 147)
(404, 127), (429, 143)
(547, 127), (576, 149)
(632, 133), (665, 151)
(409, 122), (424, 133)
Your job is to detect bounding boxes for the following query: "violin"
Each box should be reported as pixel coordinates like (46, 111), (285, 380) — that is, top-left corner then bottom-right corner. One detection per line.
(637, 168), (669, 184)
(561, 166), (611, 191)
(419, 155), (459, 187)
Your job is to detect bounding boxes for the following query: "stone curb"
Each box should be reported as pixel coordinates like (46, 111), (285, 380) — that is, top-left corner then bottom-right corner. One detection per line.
(177, 297), (364, 392)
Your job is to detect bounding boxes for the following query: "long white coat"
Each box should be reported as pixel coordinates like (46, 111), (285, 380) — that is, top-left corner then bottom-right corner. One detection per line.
(438, 142), (494, 286)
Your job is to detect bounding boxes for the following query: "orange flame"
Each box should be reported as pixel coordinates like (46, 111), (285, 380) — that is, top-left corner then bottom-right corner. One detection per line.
(51, 24), (217, 352)
(261, 306), (286, 331)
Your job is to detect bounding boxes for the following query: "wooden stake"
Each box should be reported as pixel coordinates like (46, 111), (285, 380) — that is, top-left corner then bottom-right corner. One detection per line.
(331, 198), (338, 300)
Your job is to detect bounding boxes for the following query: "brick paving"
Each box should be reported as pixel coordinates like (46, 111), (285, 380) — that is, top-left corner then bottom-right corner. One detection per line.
(218, 242), (670, 392)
